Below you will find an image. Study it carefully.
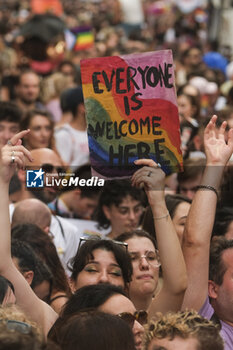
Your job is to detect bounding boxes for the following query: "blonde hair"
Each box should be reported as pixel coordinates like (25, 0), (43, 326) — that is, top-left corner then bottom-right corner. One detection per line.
(143, 310), (223, 350)
(0, 304), (42, 340)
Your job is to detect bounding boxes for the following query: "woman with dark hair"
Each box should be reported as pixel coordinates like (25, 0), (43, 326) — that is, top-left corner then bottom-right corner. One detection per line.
(49, 284), (145, 350)
(68, 237), (133, 292)
(20, 109), (55, 151)
(57, 311), (136, 350)
(0, 276), (15, 305)
(12, 223), (71, 313)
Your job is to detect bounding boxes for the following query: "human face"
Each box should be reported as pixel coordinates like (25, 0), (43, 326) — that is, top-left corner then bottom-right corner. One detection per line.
(179, 173), (202, 200)
(177, 95), (196, 121)
(103, 196), (143, 238)
(25, 115), (52, 150)
(73, 249), (125, 290)
(126, 237), (159, 299)
(72, 194), (99, 219)
(17, 72), (40, 105)
(2, 286), (16, 305)
(214, 248), (233, 324)
(172, 202), (191, 243)
(0, 121), (19, 146)
(148, 336), (199, 350)
(99, 294), (144, 350)
(27, 148), (62, 203)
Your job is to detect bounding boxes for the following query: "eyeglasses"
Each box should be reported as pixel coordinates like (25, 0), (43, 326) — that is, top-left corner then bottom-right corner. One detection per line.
(118, 310), (148, 328)
(129, 250), (161, 268)
(41, 163), (64, 175)
(5, 320), (32, 334)
(78, 236), (128, 252)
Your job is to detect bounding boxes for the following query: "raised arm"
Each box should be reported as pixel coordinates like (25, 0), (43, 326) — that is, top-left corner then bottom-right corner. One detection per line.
(182, 115), (233, 311)
(0, 131), (57, 336)
(132, 159), (187, 317)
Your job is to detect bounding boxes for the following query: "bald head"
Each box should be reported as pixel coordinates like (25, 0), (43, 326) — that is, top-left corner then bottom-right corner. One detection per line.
(27, 148), (62, 168)
(12, 198), (51, 231)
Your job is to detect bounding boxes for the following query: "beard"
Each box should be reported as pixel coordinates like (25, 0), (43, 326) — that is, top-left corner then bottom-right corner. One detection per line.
(27, 187), (57, 204)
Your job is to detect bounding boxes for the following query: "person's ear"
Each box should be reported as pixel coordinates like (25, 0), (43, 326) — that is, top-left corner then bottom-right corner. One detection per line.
(103, 205), (111, 220)
(17, 169), (26, 183)
(23, 270), (34, 286)
(69, 277), (76, 293)
(44, 226), (50, 234)
(208, 280), (218, 299)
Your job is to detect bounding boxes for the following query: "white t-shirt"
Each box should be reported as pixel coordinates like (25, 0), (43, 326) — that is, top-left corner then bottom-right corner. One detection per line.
(55, 124), (90, 168)
(118, 0), (144, 25)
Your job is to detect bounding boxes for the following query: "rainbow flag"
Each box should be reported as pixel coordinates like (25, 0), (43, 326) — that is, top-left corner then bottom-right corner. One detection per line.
(71, 26), (94, 51)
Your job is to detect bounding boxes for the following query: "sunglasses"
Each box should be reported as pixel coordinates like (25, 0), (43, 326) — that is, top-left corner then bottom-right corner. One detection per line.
(118, 310), (148, 328)
(78, 236), (128, 252)
(5, 320), (32, 334)
(41, 163), (64, 175)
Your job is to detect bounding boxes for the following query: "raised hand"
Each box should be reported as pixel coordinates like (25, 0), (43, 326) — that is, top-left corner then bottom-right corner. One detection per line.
(131, 159), (166, 208)
(0, 130), (33, 183)
(204, 115), (233, 166)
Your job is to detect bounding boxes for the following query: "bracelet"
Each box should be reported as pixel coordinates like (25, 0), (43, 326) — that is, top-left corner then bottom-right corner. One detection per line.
(153, 211), (169, 220)
(196, 185), (218, 199)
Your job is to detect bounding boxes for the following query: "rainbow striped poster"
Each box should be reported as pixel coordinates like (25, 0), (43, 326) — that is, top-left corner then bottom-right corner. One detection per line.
(81, 50), (183, 179)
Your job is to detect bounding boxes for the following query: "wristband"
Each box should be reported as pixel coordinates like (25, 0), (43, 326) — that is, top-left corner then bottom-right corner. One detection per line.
(153, 211), (169, 220)
(196, 185), (218, 199)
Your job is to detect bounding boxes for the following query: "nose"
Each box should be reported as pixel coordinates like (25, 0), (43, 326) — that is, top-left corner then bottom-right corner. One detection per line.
(139, 256), (149, 270)
(128, 209), (136, 221)
(132, 320), (144, 343)
(98, 270), (109, 284)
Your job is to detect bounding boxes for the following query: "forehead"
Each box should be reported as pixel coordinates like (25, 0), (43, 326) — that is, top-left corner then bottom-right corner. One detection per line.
(222, 248), (233, 269)
(148, 336), (198, 350)
(116, 195), (141, 208)
(174, 201), (190, 217)
(0, 120), (19, 128)
(125, 236), (155, 252)
(30, 115), (50, 125)
(88, 248), (118, 264)
(29, 149), (62, 167)
(20, 73), (40, 84)
(99, 294), (136, 315)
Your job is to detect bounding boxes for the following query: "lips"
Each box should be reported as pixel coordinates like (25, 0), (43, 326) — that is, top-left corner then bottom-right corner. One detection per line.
(137, 274), (153, 280)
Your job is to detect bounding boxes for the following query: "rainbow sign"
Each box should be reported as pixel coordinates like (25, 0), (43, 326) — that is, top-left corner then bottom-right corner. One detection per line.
(81, 50), (183, 179)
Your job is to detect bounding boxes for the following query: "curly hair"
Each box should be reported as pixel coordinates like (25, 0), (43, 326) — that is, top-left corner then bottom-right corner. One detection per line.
(143, 310), (223, 350)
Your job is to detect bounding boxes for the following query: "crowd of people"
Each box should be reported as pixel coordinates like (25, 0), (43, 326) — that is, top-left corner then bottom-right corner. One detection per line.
(1, 0), (233, 349)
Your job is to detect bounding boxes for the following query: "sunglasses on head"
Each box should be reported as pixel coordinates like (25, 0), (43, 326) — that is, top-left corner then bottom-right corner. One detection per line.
(118, 310), (148, 328)
(5, 320), (32, 334)
(41, 163), (64, 174)
(78, 236), (128, 252)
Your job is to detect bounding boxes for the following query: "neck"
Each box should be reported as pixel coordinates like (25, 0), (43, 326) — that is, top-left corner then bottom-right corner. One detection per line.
(107, 230), (120, 240)
(70, 115), (86, 131)
(59, 192), (73, 211)
(130, 291), (153, 311)
(16, 99), (34, 111)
